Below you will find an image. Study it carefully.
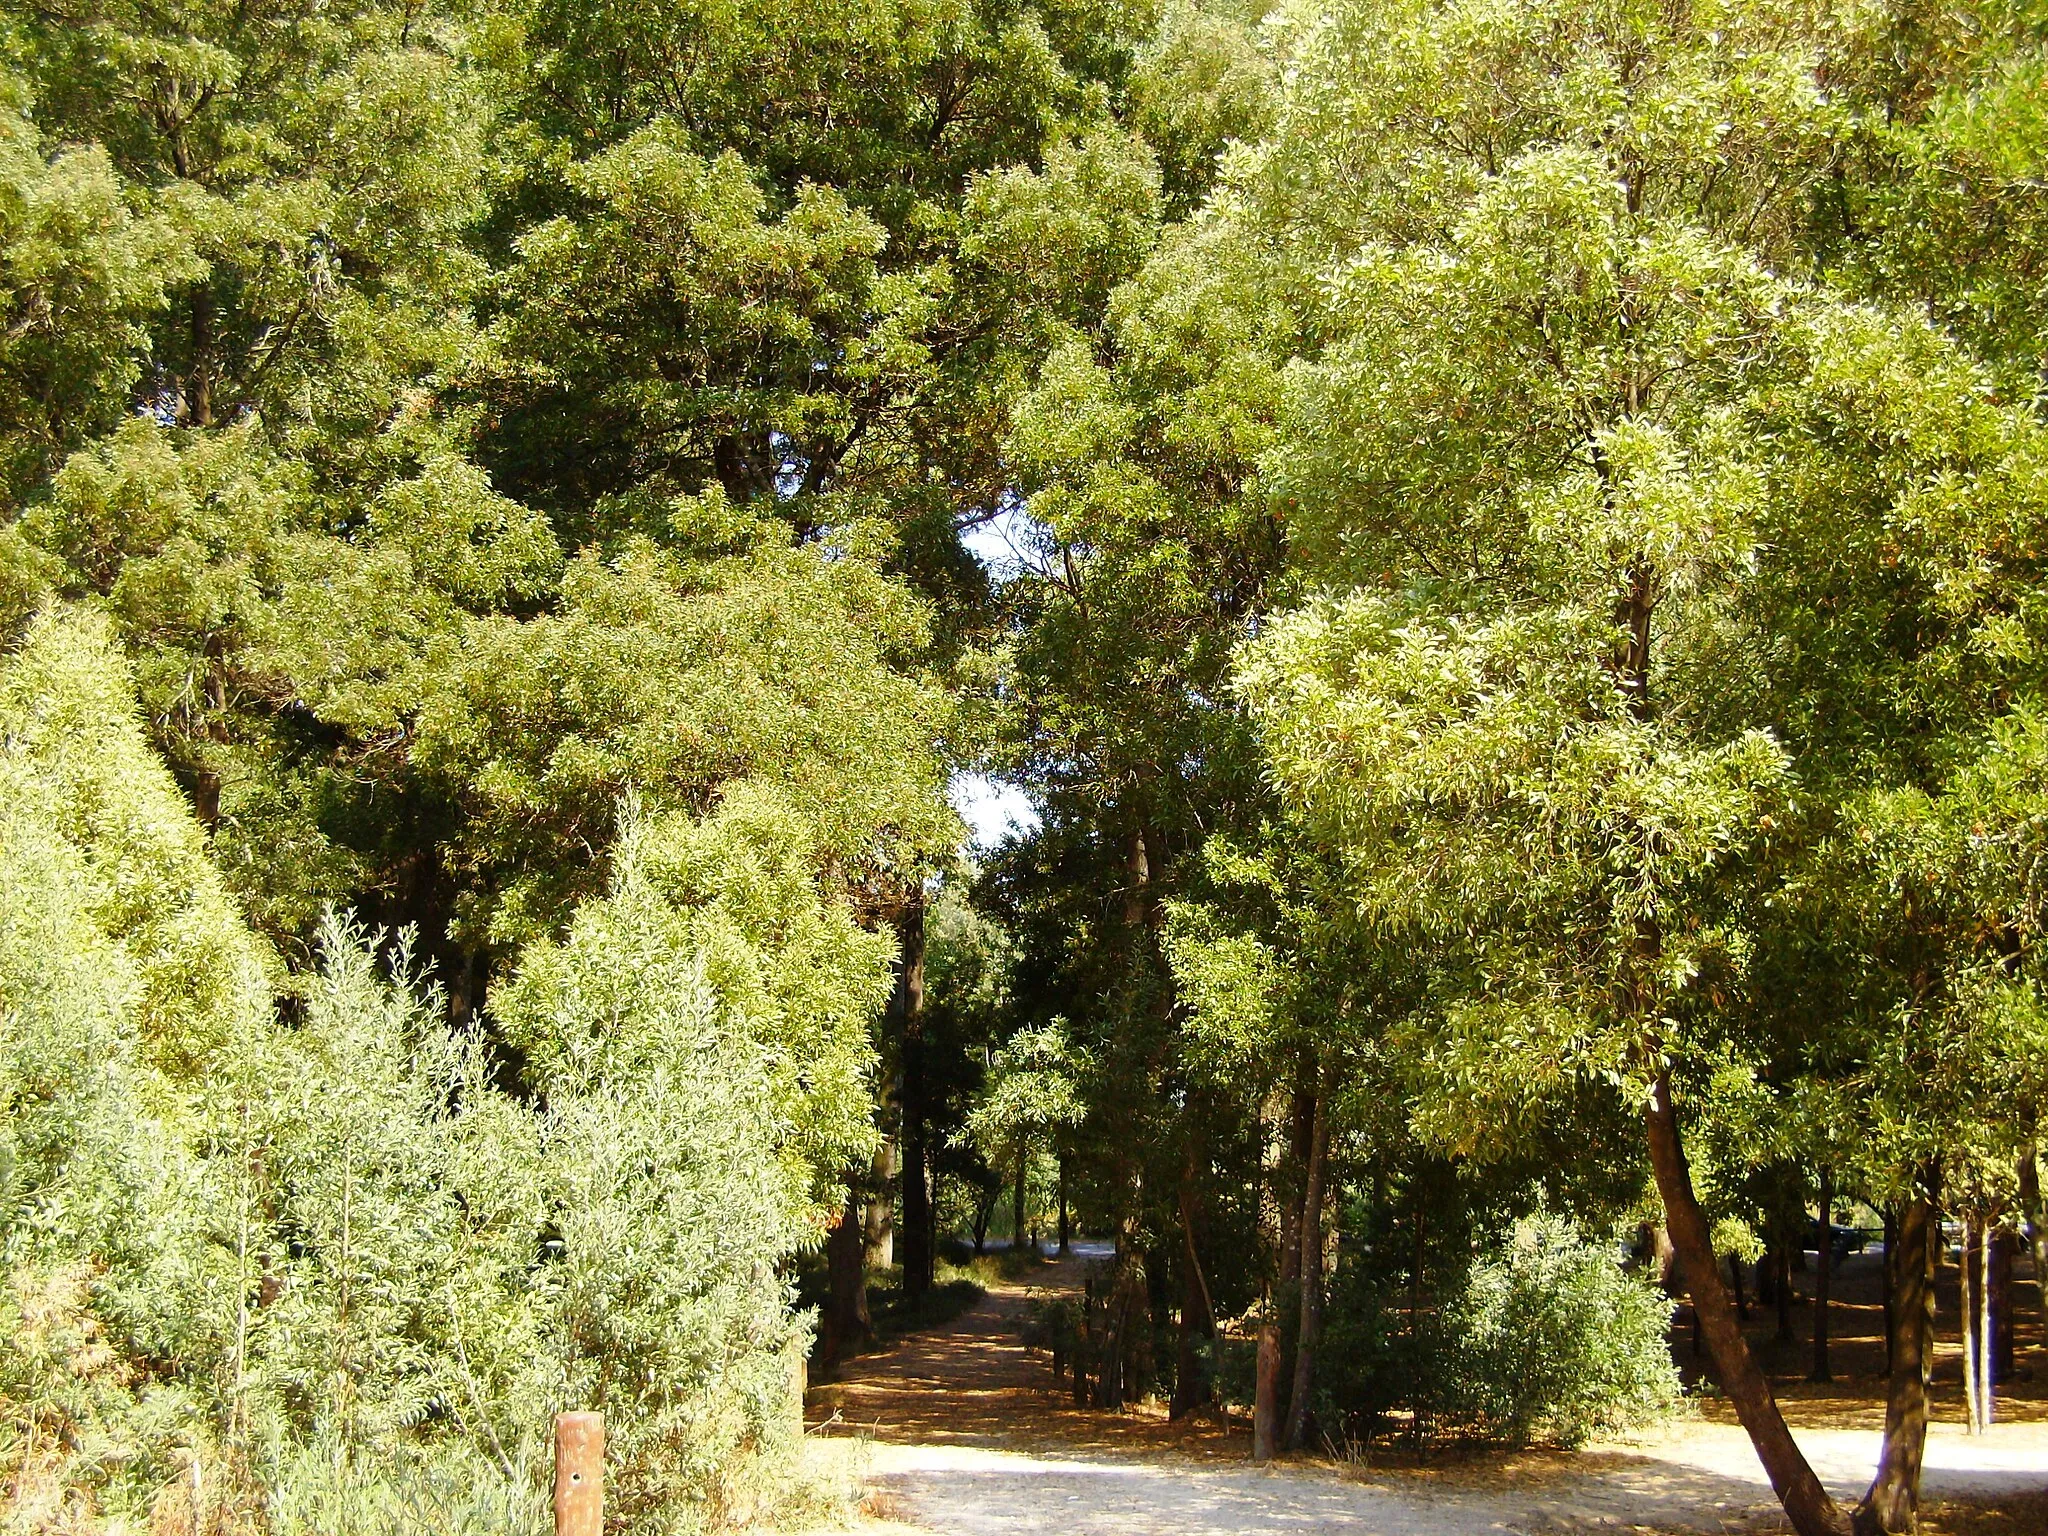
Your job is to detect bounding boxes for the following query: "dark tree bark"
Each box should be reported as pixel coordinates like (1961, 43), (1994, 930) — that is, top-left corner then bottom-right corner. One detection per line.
(2021, 1145), (2047, 1347)
(1058, 1152), (1071, 1255)
(865, 1134), (897, 1270)
(1171, 1132), (1217, 1419)
(1855, 1194), (1935, 1534)
(1275, 1058), (1315, 1361)
(822, 1181), (873, 1365)
(895, 900), (932, 1298)
(1776, 1222), (1796, 1346)
(1645, 1074), (1847, 1536)
(972, 1182), (994, 1254)
(1812, 1166), (1833, 1383)
(1283, 1081), (1330, 1453)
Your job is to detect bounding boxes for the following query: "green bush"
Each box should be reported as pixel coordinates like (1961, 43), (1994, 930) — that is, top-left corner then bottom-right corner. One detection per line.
(1315, 1209), (1681, 1450)
(1443, 1215), (1684, 1448)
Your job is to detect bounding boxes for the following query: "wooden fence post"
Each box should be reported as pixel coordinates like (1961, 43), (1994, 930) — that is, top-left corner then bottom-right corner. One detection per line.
(554, 1411), (603, 1536)
(1252, 1322), (1281, 1462)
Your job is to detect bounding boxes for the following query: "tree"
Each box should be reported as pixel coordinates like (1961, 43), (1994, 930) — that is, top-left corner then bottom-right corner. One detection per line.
(1228, 1), (2048, 1529)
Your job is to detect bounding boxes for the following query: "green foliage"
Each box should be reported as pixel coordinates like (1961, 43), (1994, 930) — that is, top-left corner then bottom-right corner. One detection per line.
(0, 610), (889, 1532)
(1444, 1216), (1683, 1448)
(1320, 1211), (1681, 1450)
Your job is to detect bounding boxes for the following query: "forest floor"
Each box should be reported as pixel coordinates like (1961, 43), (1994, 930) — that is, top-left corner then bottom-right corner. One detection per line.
(801, 1241), (2048, 1536)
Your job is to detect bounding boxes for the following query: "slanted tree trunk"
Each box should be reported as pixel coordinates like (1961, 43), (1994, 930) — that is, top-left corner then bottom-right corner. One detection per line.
(972, 1182), (995, 1254)
(1855, 1191), (1936, 1535)
(1645, 1073), (1847, 1536)
(1812, 1167), (1833, 1383)
(896, 900), (932, 1299)
(1283, 1081), (1330, 1453)
(1058, 1152), (1071, 1254)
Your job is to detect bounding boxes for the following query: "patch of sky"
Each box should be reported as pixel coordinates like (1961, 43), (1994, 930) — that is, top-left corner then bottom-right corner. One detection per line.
(958, 495), (1050, 585)
(949, 771), (1040, 849)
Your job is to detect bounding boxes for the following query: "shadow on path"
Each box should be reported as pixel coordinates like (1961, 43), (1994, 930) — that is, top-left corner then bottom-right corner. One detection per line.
(805, 1243), (2048, 1535)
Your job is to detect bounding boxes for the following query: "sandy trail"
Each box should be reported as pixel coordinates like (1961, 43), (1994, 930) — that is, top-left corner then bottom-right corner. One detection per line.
(805, 1245), (2048, 1534)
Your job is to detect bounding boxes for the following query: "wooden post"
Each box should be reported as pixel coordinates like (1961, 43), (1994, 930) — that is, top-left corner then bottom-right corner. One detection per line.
(555, 1411), (603, 1536)
(1252, 1321), (1281, 1462)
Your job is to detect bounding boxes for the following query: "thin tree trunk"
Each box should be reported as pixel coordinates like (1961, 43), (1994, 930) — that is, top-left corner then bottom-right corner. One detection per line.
(1645, 1073), (1846, 1536)
(1855, 1194), (1935, 1534)
(1013, 1143), (1029, 1253)
(1058, 1153), (1071, 1255)
(1283, 1084), (1329, 1453)
(1172, 1136), (1217, 1419)
(1730, 1251), (1749, 1320)
(973, 1181), (994, 1254)
(1274, 1058), (1315, 1391)
(1812, 1166), (1833, 1383)
(1978, 1221), (1995, 1428)
(897, 900), (932, 1298)
(1961, 1215), (1980, 1436)
(1776, 1229), (1795, 1345)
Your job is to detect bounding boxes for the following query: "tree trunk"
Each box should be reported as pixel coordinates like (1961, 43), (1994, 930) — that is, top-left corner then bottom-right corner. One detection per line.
(1730, 1250), (1749, 1320)
(1812, 1166), (1833, 1383)
(1645, 1074), (1847, 1536)
(1058, 1153), (1071, 1255)
(1013, 1143), (1029, 1253)
(1283, 1084), (1330, 1453)
(2020, 1146), (2047, 1347)
(1961, 1216), (1980, 1436)
(1253, 1321), (1282, 1462)
(972, 1182), (994, 1254)
(1882, 1206), (1896, 1377)
(1172, 1136), (1217, 1419)
(1776, 1229), (1796, 1345)
(1275, 1057), (1315, 1387)
(822, 1182), (872, 1365)
(865, 1135), (897, 1270)
(896, 900), (932, 1298)
(1854, 1193), (1935, 1535)
(1991, 1225), (2014, 1382)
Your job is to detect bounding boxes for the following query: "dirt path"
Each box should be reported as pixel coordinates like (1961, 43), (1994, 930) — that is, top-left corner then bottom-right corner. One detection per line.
(804, 1246), (2048, 1535)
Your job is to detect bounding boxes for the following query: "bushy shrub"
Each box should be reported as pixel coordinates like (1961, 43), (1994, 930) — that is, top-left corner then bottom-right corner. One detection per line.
(1315, 1207), (1681, 1450)
(1443, 1215), (1683, 1447)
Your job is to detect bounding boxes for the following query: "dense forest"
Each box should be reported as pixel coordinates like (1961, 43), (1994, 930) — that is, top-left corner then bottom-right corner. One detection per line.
(3, 0), (2047, 1532)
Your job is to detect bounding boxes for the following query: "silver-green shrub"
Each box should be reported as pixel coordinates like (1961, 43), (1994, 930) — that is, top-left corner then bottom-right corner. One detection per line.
(1, 606), (874, 1532)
